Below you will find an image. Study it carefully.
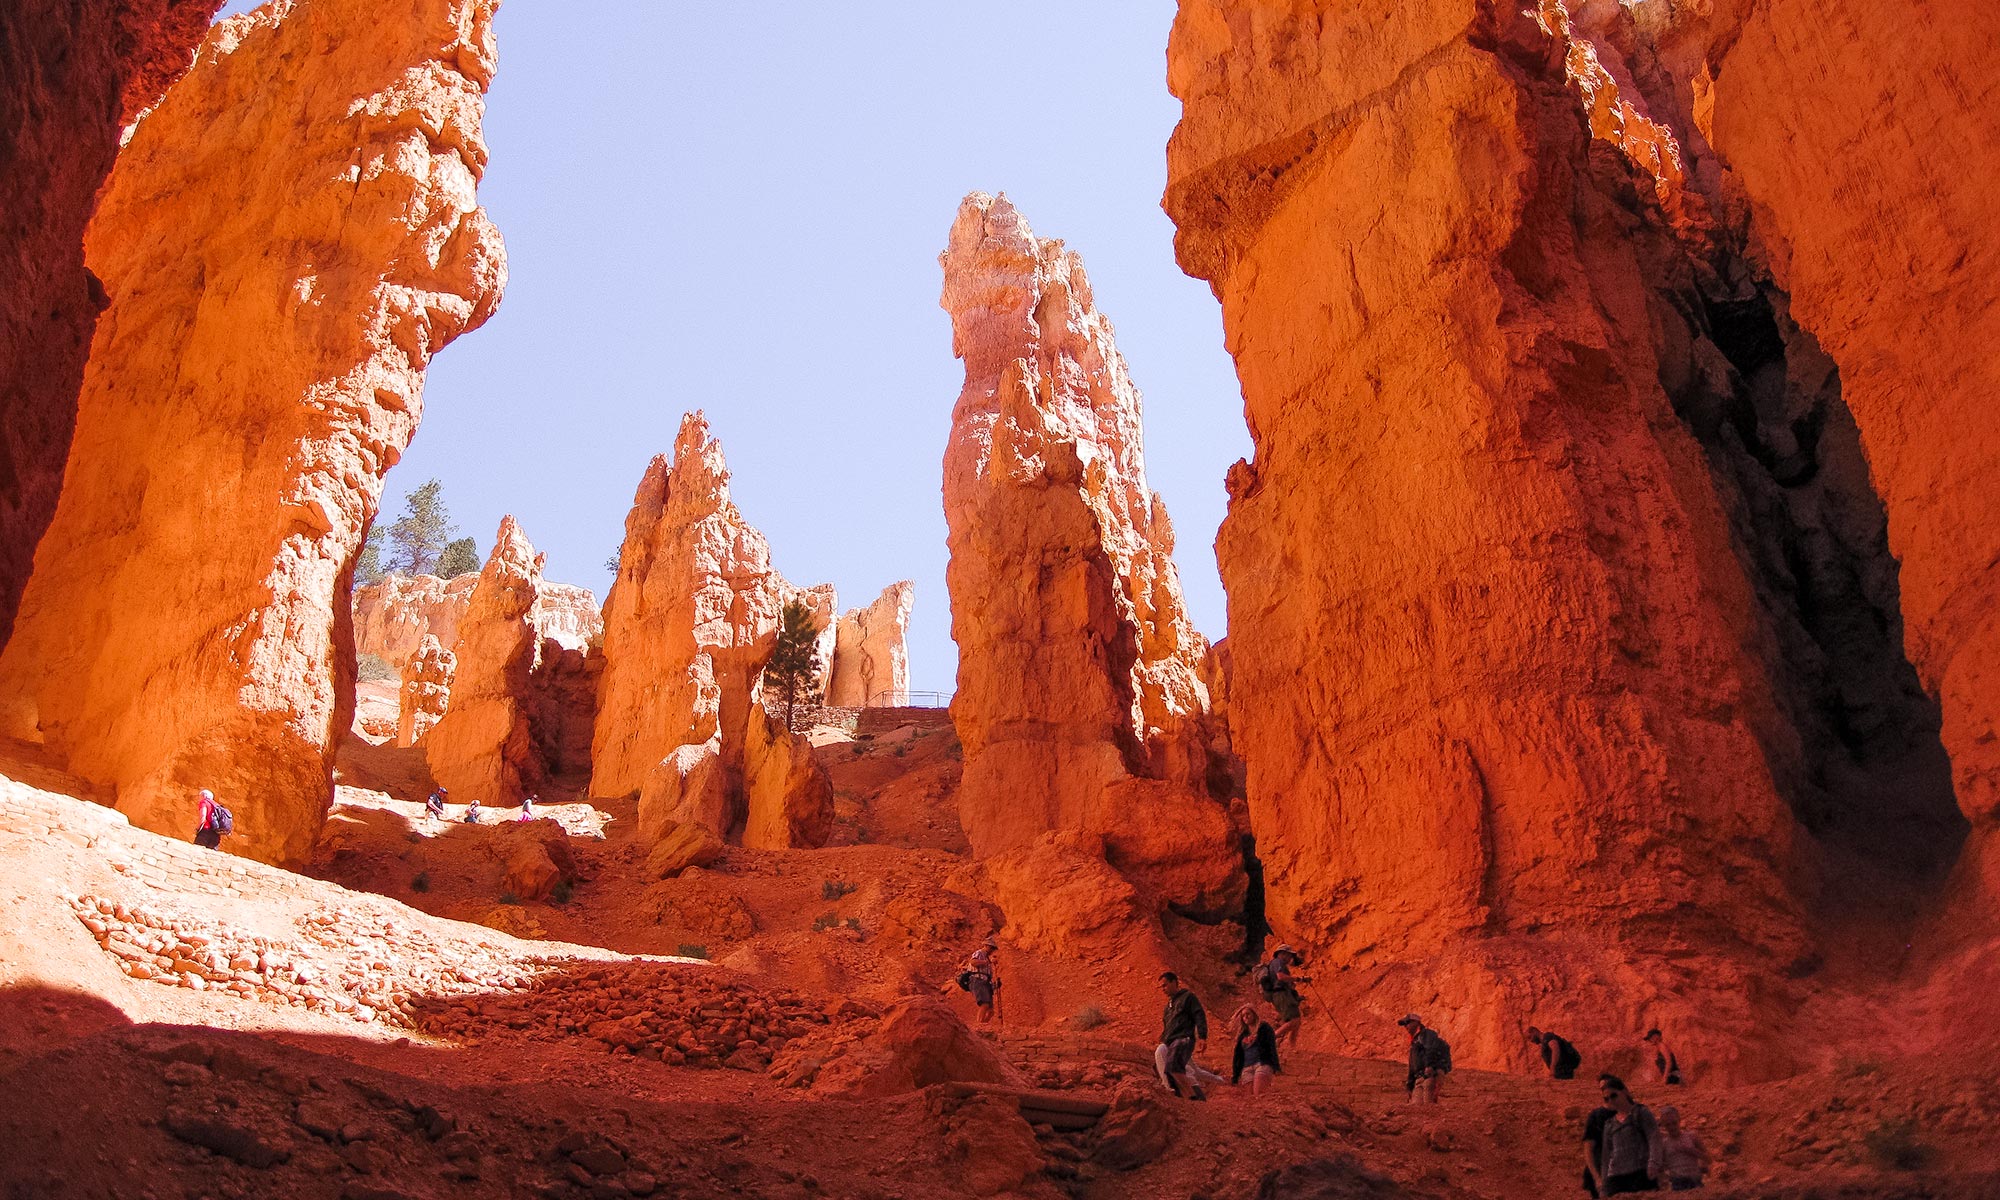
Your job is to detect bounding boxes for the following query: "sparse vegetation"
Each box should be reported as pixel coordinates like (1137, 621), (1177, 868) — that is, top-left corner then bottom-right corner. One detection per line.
(845, 917), (861, 932)
(436, 535), (480, 578)
(1072, 1005), (1108, 1031)
(357, 652), (396, 682)
(676, 943), (709, 960)
(410, 871), (430, 893)
(763, 598), (825, 733)
(498, 891), (520, 906)
(356, 525), (386, 585)
(811, 911), (844, 932)
(385, 477), (458, 576)
(821, 879), (856, 901)
(551, 878), (574, 905)
(1863, 1118), (1932, 1171)
(1840, 1056), (1883, 1078)
(892, 744), (910, 757)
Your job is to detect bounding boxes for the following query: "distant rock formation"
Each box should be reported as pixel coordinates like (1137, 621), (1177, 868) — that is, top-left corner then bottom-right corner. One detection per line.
(396, 635), (455, 748)
(592, 413), (833, 850)
(0, 0), (222, 649)
(0, 0), (505, 863)
(827, 582), (914, 707)
(426, 518), (548, 803)
(939, 193), (1239, 916)
(353, 571), (599, 670)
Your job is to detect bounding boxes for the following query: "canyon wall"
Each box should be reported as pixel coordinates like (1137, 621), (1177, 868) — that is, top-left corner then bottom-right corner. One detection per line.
(592, 413), (832, 850)
(0, 0), (505, 863)
(352, 571), (599, 669)
(940, 193), (1239, 916)
(0, 0), (222, 650)
(826, 581), (914, 707)
(1163, 0), (1829, 1074)
(396, 634), (455, 748)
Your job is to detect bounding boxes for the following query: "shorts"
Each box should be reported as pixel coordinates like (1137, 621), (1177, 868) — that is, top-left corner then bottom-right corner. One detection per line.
(970, 977), (993, 1006)
(1272, 987), (1301, 1023)
(1603, 1171), (1659, 1195)
(194, 827), (222, 849)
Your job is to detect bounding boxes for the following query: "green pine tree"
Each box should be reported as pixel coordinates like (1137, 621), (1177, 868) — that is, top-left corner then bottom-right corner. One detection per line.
(437, 536), (480, 578)
(386, 478), (456, 576)
(355, 525), (387, 586)
(764, 599), (824, 733)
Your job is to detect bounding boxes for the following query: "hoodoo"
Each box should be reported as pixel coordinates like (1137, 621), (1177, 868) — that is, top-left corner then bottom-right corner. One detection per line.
(396, 635), (456, 749)
(939, 193), (1239, 916)
(591, 413), (833, 852)
(0, 0), (504, 863)
(826, 581), (915, 707)
(1162, 0), (1840, 1073)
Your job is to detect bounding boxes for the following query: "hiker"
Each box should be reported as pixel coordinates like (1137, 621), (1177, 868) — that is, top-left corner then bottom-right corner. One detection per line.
(1229, 1004), (1281, 1097)
(192, 789), (231, 850)
(1529, 1026), (1583, 1080)
(1655, 1105), (1709, 1191)
(962, 939), (1000, 1024)
(1255, 944), (1307, 1048)
(1397, 1013), (1452, 1103)
(1644, 1028), (1683, 1085)
(1596, 1074), (1663, 1194)
(464, 798), (481, 824)
(1581, 1074), (1619, 1198)
(424, 788), (447, 823)
(1153, 972), (1209, 1100)
(519, 793), (537, 822)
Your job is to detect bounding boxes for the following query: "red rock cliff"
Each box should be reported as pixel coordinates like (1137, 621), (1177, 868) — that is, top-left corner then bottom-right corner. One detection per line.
(1163, 0), (1820, 1074)
(940, 193), (1240, 917)
(0, 0), (222, 647)
(826, 581), (914, 707)
(0, 0), (505, 863)
(352, 571), (599, 669)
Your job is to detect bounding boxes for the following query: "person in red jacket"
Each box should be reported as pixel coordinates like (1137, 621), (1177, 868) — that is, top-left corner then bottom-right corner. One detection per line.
(193, 789), (226, 849)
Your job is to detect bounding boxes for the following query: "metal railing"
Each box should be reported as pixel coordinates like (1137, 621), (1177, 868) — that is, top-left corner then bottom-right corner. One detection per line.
(867, 689), (953, 709)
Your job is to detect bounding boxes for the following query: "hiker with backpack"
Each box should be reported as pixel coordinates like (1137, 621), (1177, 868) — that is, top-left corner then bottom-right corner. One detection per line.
(958, 939), (1000, 1025)
(1529, 1026), (1584, 1079)
(1397, 1013), (1452, 1103)
(1154, 972), (1210, 1100)
(464, 797), (481, 824)
(424, 787), (447, 823)
(1255, 944), (1307, 1048)
(1594, 1074), (1664, 1194)
(192, 788), (232, 849)
(519, 792), (538, 822)
(1229, 1004), (1282, 1097)
(1644, 1028), (1684, 1085)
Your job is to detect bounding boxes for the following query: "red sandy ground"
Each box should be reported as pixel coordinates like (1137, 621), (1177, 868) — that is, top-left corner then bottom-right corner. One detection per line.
(2, 712), (1997, 1200)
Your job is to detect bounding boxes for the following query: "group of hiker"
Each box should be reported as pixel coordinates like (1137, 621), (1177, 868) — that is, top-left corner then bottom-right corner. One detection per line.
(188, 784), (546, 849)
(424, 786), (542, 825)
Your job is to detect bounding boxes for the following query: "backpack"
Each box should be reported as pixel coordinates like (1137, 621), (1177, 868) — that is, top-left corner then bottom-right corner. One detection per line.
(211, 804), (234, 835)
(1555, 1038), (1583, 1075)
(1426, 1031), (1453, 1074)
(1253, 963), (1277, 997)
(955, 970), (973, 992)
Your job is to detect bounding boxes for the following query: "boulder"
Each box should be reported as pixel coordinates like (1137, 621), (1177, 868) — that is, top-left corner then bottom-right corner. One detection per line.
(0, 0), (505, 863)
(645, 820), (726, 879)
(742, 705), (834, 850)
(637, 741), (734, 847)
(814, 997), (1026, 1098)
(938, 193), (1240, 914)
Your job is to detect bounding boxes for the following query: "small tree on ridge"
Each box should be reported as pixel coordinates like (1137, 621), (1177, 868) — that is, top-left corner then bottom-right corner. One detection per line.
(386, 478), (456, 576)
(764, 599), (824, 734)
(437, 536), (480, 578)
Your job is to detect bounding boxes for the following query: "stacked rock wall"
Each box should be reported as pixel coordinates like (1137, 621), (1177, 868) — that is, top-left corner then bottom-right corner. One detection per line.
(940, 193), (1239, 917)
(0, 0), (222, 650)
(0, 0), (505, 863)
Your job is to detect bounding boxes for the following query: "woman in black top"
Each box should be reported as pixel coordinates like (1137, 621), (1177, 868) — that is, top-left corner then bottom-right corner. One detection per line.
(1229, 1005), (1282, 1096)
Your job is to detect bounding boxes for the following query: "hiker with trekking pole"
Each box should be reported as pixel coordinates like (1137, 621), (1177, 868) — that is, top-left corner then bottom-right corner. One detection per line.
(956, 938), (1002, 1026)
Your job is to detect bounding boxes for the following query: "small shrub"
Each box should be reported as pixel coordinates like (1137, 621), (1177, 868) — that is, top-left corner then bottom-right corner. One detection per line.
(1072, 1005), (1109, 1031)
(844, 917), (861, 932)
(1839, 1056), (1882, 1078)
(811, 911), (842, 932)
(821, 879), (856, 901)
(676, 943), (708, 960)
(410, 871), (430, 893)
(892, 744), (910, 757)
(1862, 1118), (1932, 1171)
(551, 878), (574, 905)
(357, 653), (396, 682)
(498, 891), (520, 906)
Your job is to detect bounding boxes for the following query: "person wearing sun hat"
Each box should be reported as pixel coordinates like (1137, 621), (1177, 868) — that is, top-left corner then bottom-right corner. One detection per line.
(1397, 1013), (1452, 1103)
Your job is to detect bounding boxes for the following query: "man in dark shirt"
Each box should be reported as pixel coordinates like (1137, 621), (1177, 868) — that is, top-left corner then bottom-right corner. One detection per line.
(1529, 1026), (1582, 1079)
(1153, 972), (1209, 1100)
(1397, 1013), (1451, 1102)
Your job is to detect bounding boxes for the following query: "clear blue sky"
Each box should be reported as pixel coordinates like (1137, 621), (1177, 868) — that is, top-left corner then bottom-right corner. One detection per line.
(214, 1), (1247, 694)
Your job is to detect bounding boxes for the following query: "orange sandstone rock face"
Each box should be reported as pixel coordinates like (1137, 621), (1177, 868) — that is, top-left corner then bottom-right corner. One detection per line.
(826, 581), (914, 707)
(396, 634), (455, 748)
(0, 0), (221, 648)
(741, 705), (833, 851)
(939, 193), (1239, 917)
(0, 0), (504, 862)
(1164, 0), (1814, 1073)
(593, 413), (833, 850)
(425, 518), (549, 803)
(353, 572), (597, 670)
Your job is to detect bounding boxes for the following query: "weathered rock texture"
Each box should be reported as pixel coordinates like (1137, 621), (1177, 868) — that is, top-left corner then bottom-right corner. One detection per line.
(353, 571), (598, 670)
(396, 634), (455, 748)
(0, 0), (222, 651)
(592, 413), (833, 851)
(939, 193), (1239, 916)
(826, 581), (914, 707)
(426, 518), (547, 803)
(0, 0), (505, 862)
(1161, 0), (1901, 1076)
